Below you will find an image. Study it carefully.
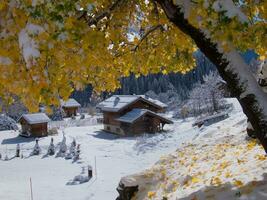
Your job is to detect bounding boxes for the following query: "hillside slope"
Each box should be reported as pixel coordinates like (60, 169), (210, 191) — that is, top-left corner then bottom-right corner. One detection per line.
(119, 98), (267, 200)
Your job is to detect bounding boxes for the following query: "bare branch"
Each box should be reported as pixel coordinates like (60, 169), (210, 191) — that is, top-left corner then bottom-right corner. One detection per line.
(79, 0), (124, 26)
(132, 24), (164, 51)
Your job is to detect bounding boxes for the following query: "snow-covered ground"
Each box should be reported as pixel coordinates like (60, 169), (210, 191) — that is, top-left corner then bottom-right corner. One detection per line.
(0, 113), (198, 200)
(121, 98), (267, 200)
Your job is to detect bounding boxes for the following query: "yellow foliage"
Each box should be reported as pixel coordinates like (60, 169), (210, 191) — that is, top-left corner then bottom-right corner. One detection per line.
(0, 0), (265, 109)
(255, 154), (267, 161)
(233, 179), (244, 187)
(147, 191), (156, 199)
(225, 171), (232, 178)
(247, 140), (257, 150)
(219, 161), (230, 170)
(191, 176), (200, 184)
(210, 176), (222, 185)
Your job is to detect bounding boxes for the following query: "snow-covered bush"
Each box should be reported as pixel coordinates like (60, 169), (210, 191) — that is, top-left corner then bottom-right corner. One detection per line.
(0, 114), (18, 131)
(80, 114), (85, 119)
(47, 138), (55, 155)
(145, 84), (181, 111)
(73, 175), (89, 183)
(48, 127), (58, 135)
(57, 135), (67, 157)
(31, 139), (41, 156)
(73, 144), (81, 161)
(49, 107), (65, 121)
(184, 71), (227, 117)
(4, 100), (28, 121)
(65, 139), (76, 159)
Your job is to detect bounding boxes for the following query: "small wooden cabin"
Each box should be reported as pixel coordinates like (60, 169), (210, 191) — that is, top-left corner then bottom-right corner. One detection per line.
(97, 95), (172, 135)
(61, 98), (81, 117)
(18, 113), (50, 137)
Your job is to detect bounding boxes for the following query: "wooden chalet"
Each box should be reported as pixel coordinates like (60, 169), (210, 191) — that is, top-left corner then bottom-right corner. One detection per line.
(97, 95), (172, 135)
(18, 113), (50, 137)
(61, 98), (81, 117)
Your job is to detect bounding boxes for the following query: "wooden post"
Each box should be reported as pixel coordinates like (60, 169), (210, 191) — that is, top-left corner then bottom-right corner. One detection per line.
(88, 165), (93, 178)
(30, 178), (33, 200)
(95, 156), (97, 179)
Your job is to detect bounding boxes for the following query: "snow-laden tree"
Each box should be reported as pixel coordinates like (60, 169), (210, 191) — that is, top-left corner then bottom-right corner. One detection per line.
(47, 138), (55, 156)
(0, 114), (18, 131)
(31, 139), (41, 156)
(188, 71), (226, 116)
(0, 1), (267, 151)
(0, 97), (28, 121)
(73, 144), (81, 161)
(57, 134), (67, 157)
(65, 138), (76, 159)
(145, 83), (181, 111)
(202, 71), (225, 112)
(49, 107), (65, 121)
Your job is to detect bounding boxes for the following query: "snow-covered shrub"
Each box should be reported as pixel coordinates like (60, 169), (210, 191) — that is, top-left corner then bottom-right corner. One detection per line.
(4, 100), (28, 121)
(65, 139), (76, 159)
(48, 127), (58, 135)
(31, 139), (41, 156)
(0, 114), (18, 131)
(73, 175), (89, 183)
(145, 84), (181, 112)
(57, 135), (67, 157)
(80, 114), (85, 119)
(47, 138), (55, 155)
(73, 144), (81, 161)
(185, 71), (227, 117)
(180, 106), (189, 120)
(49, 107), (65, 121)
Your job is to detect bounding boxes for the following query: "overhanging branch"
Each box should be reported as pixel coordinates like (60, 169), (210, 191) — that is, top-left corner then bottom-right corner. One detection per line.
(79, 0), (124, 26)
(132, 24), (164, 51)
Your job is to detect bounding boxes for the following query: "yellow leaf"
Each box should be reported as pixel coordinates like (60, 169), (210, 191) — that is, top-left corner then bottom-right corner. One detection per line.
(247, 140), (257, 150)
(255, 154), (266, 161)
(225, 171), (232, 178)
(210, 177), (222, 185)
(147, 191), (156, 199)
(191, 176), (200, 184)
(233, 179), (243, 187)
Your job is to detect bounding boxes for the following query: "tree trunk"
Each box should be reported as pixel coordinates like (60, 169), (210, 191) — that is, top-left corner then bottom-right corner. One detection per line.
(156, 0), (267, 153)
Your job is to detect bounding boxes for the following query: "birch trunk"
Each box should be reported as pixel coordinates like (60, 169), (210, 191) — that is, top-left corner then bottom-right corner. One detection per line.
(156, 0), (267, 152)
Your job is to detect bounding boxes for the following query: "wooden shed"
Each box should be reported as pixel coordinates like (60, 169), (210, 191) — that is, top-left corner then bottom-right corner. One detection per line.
(18, 113), (50, 137)
(61, 98), (81, 117)
(117, 109), (173, 135)
(97, 95), (172, 135)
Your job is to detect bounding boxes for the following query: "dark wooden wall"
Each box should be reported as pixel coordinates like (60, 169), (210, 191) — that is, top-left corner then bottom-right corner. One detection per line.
(63, 107), (78, 117)
(20, 118), (48, 137)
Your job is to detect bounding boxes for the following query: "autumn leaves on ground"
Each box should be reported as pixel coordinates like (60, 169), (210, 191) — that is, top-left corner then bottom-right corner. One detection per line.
(123, 100), (267, 200)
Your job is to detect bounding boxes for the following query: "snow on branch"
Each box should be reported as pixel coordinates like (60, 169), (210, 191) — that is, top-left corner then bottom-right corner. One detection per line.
(212, 0), (248, 23)
(18, 23), (44, 68)
(173, 0), (248, 23)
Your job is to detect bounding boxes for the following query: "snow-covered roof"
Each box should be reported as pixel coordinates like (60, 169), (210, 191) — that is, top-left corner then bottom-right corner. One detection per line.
(61, 98), (81, 108)
(97, 95), (167, 112)
(19, 113), (50, 124)
(116, 108), (173, 124)
(139, 95), (168, 108)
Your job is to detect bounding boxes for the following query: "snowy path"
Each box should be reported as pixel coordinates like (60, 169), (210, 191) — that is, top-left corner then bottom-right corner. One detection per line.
(0, 119), (198, 200)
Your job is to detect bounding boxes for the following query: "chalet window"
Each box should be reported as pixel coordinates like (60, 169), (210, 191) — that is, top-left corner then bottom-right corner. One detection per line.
(107, 126), (110, 131)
